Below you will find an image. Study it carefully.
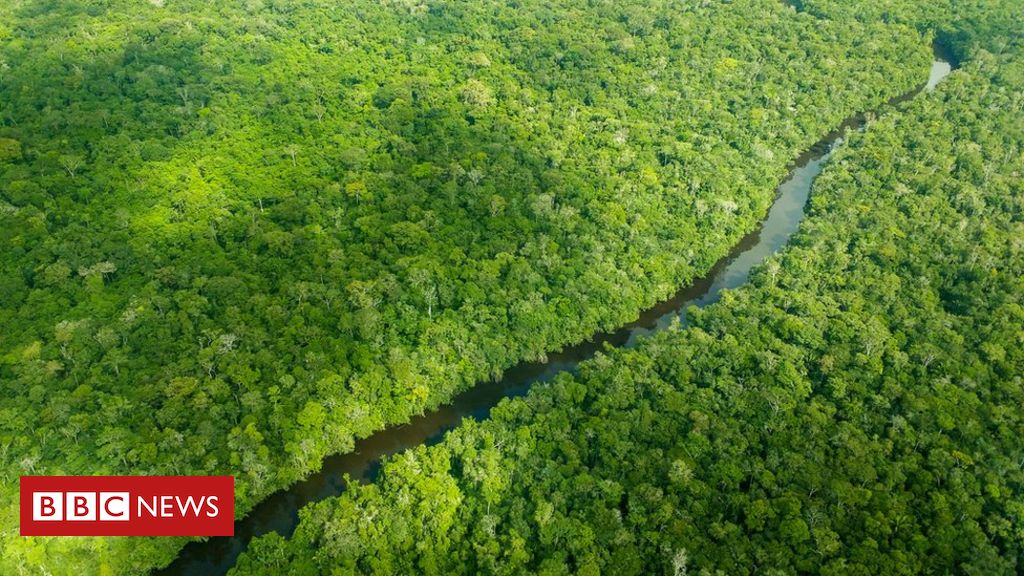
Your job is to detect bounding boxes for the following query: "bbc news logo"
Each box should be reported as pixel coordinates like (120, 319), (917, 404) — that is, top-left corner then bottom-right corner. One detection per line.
(20, 476), (234, 536)
(33, 491), (132, 521)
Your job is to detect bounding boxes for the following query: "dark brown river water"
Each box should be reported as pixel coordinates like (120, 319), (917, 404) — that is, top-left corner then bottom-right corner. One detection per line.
(156, 45), (953, 576)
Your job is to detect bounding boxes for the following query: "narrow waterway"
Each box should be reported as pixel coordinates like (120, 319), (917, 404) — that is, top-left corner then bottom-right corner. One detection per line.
(157, 46), (953, 576)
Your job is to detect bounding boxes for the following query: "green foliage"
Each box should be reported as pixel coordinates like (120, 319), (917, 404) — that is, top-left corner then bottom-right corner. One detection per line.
(798, 0), (1022, 60)
(1, 0), (1008, 573)
(0, 138), (21, 164)
(232, 13), (1024, 576)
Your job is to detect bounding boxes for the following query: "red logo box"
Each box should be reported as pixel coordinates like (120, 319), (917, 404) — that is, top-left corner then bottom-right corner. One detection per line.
(20, 476), (234, 536)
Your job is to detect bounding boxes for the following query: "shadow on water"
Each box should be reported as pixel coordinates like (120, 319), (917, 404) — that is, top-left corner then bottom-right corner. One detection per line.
(156, 46), (954, 576)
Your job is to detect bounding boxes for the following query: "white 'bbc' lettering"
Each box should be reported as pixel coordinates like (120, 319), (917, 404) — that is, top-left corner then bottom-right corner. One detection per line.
(32, 492), (130, 521)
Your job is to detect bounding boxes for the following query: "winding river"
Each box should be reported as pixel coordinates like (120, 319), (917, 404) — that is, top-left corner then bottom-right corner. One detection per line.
(158, 45), (953, 576)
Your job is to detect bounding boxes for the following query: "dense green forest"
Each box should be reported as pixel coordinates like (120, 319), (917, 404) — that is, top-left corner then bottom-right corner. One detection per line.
(0, 0), (943, 573)
(229, 3), (1024, 576)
